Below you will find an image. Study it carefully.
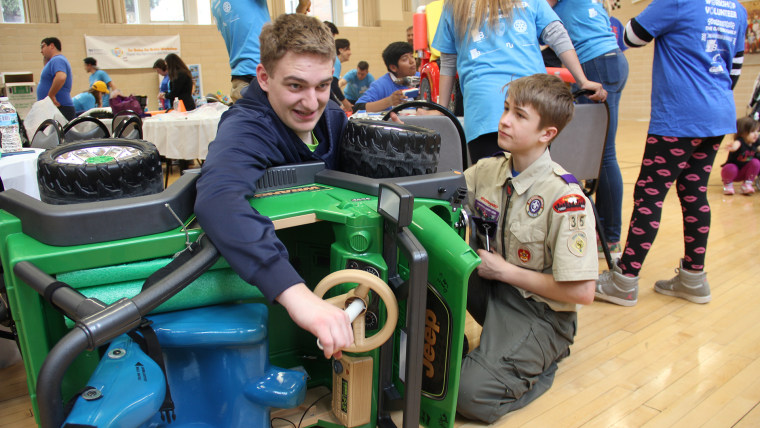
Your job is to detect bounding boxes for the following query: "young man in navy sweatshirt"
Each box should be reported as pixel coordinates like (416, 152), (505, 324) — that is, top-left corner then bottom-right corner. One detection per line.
(195, 13), (352, 359)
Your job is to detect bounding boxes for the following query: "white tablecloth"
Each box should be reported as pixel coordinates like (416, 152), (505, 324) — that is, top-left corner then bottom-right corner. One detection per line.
(103, 103), (228, 160)
(0, 148), (44, 200)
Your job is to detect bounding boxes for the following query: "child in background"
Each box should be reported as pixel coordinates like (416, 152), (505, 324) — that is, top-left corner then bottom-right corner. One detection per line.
(721, 116), (760, 195)
(72, 80), (110, 115)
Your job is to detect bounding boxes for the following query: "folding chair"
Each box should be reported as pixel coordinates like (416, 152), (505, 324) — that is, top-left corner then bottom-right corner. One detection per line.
(383, 100), (469, 172)
(549, 101), (613, 269)
(31, 119), (64, 149)
(62, 116), (110, 142)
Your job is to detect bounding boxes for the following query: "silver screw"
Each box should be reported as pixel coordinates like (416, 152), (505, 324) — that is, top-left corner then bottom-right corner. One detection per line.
(82, 388), (102, 401)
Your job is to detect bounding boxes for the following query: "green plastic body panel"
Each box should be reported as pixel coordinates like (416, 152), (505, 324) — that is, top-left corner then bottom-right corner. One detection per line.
(0, 182), (478, 427)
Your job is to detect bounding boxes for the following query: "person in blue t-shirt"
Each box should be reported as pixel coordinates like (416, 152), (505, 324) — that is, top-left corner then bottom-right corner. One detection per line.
(354, 42), (417, 112)
(153, 58), (171, 110)
(548, 0), (629, 260)
(595, 0), (747, 307)
(339, 61), (375, 104)
(83, 57), (116, 107)
(72, 80), (110, 115)
(38, 37), (75, 120)
(332, 38), (353, 111)
(431, 0), (606, 163)
(212, 0), (266, 102)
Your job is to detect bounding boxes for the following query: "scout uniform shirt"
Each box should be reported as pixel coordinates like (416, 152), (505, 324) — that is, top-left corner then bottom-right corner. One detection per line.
(464, 149), (598, 312)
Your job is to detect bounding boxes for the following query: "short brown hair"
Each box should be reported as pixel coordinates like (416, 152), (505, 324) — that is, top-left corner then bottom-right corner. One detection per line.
(259, 14), (335, 73)
(506, 74), (574, 138)
(736, 116), (759, 140)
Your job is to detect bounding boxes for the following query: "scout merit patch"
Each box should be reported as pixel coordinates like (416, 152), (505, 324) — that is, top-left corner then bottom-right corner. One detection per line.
(526, 195), (544, 218)
(553, 194), (585, 213)
(474, 197), (499, 222)
(517, 246), (531, 264)
(568, 231), (587, 257)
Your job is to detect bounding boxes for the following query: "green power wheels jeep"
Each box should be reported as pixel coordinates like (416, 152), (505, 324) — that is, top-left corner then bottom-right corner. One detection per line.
(0, 116), (478, 428)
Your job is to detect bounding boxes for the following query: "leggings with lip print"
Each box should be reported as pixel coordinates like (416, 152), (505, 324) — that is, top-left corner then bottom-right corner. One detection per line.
(618, 134), (723, 277)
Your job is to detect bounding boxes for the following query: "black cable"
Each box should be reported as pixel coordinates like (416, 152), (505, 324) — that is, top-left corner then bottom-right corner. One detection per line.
(298, 391), (332, 428)
(270, 417), (297, 428)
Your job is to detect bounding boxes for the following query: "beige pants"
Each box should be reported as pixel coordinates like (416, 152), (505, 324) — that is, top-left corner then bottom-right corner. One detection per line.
(230, 77), (251, 103)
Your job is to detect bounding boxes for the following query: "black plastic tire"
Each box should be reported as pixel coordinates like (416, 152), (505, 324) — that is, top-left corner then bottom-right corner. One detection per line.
(340, 119), (441, 179)
(37, 139), (164, 205)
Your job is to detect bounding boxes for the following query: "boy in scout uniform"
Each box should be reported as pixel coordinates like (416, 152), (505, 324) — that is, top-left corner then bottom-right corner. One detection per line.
(458, 74), (598, 423)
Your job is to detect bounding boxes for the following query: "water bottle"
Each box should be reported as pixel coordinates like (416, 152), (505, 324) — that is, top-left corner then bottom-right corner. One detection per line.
(172, 97), (180, 111)
(0, 97), (22, 153)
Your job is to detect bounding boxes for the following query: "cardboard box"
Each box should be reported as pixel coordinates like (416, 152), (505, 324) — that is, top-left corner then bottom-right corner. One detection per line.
(2, 72), (36, 120)
(6, 84), (36, 120)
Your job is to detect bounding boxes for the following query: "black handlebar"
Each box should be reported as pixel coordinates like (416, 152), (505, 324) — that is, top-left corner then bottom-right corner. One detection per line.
(17, 234), (220, 428)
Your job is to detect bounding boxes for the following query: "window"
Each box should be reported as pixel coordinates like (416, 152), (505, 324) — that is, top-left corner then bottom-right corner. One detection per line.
(125, 0), (212, 24)
(285, 0), (359, 27)
(0, 0), (25, 23)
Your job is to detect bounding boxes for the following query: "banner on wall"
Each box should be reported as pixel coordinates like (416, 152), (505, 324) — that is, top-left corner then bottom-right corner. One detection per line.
(84, 35), (181, 69)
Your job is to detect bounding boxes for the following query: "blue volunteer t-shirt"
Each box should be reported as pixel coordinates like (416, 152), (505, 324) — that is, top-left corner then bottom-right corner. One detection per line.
(89, 69), (112, 106)
(38, 55), (73, 107)
(333, 56), (341, 79)
(636, 0), (746, 137)
(342, 69), (375, 101)
(211, 0), (269, 77)
(552, 0), (619, 63)
(355, 73), (408, 109)
(72, 92), (97, 113)
(432, 0), (559, 142)
(160, 75), (171, 109)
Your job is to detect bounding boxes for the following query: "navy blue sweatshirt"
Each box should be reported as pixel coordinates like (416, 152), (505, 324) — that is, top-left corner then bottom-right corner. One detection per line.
(195, 81), (347, 302)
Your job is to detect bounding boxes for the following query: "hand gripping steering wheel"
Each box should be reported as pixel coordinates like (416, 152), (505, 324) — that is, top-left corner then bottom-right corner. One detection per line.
(313, 269), (399, 353)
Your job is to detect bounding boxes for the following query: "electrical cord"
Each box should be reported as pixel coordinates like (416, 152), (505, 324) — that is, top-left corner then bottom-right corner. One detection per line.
(269, 390), (332, 428)
(270, 417), (296, 428)
(298, 391), (332, 428)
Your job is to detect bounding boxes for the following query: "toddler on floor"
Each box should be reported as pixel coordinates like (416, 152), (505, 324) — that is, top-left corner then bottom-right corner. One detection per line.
(721, 116), (760, 195)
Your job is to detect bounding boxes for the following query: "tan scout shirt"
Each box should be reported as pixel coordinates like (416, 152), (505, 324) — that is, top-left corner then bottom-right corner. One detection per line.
(464, 149), (598, 312)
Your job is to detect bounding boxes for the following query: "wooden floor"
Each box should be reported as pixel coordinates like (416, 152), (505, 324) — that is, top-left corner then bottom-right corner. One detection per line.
(2, 119), (760, 427)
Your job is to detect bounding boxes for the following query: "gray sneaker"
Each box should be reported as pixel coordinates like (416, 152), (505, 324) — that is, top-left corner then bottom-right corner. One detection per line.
(595, 262), (639, 306)
(654, 260), (711, 304)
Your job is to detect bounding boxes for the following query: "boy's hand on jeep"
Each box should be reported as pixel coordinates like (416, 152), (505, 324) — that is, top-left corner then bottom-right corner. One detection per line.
(476, 249), (511, 282)
(277, 283), (354, 359)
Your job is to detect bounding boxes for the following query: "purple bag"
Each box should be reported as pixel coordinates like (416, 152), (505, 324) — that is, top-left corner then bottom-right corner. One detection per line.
(109, 95), (146, 117)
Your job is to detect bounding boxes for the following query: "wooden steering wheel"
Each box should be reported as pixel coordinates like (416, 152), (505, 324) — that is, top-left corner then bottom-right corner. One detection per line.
(313, 269), (399, 353)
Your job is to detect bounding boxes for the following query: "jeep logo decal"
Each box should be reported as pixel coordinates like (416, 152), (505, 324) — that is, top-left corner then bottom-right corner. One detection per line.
(421, 283), (451, 400)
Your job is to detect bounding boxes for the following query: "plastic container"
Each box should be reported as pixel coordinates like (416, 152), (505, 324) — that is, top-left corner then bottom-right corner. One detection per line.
(0, 97), (22, 153)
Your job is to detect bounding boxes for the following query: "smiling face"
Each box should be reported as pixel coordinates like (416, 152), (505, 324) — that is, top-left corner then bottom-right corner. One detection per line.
(390, 53), (417, 78)
(497, 96), (556, 163)
(257, 51), (334, 143)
